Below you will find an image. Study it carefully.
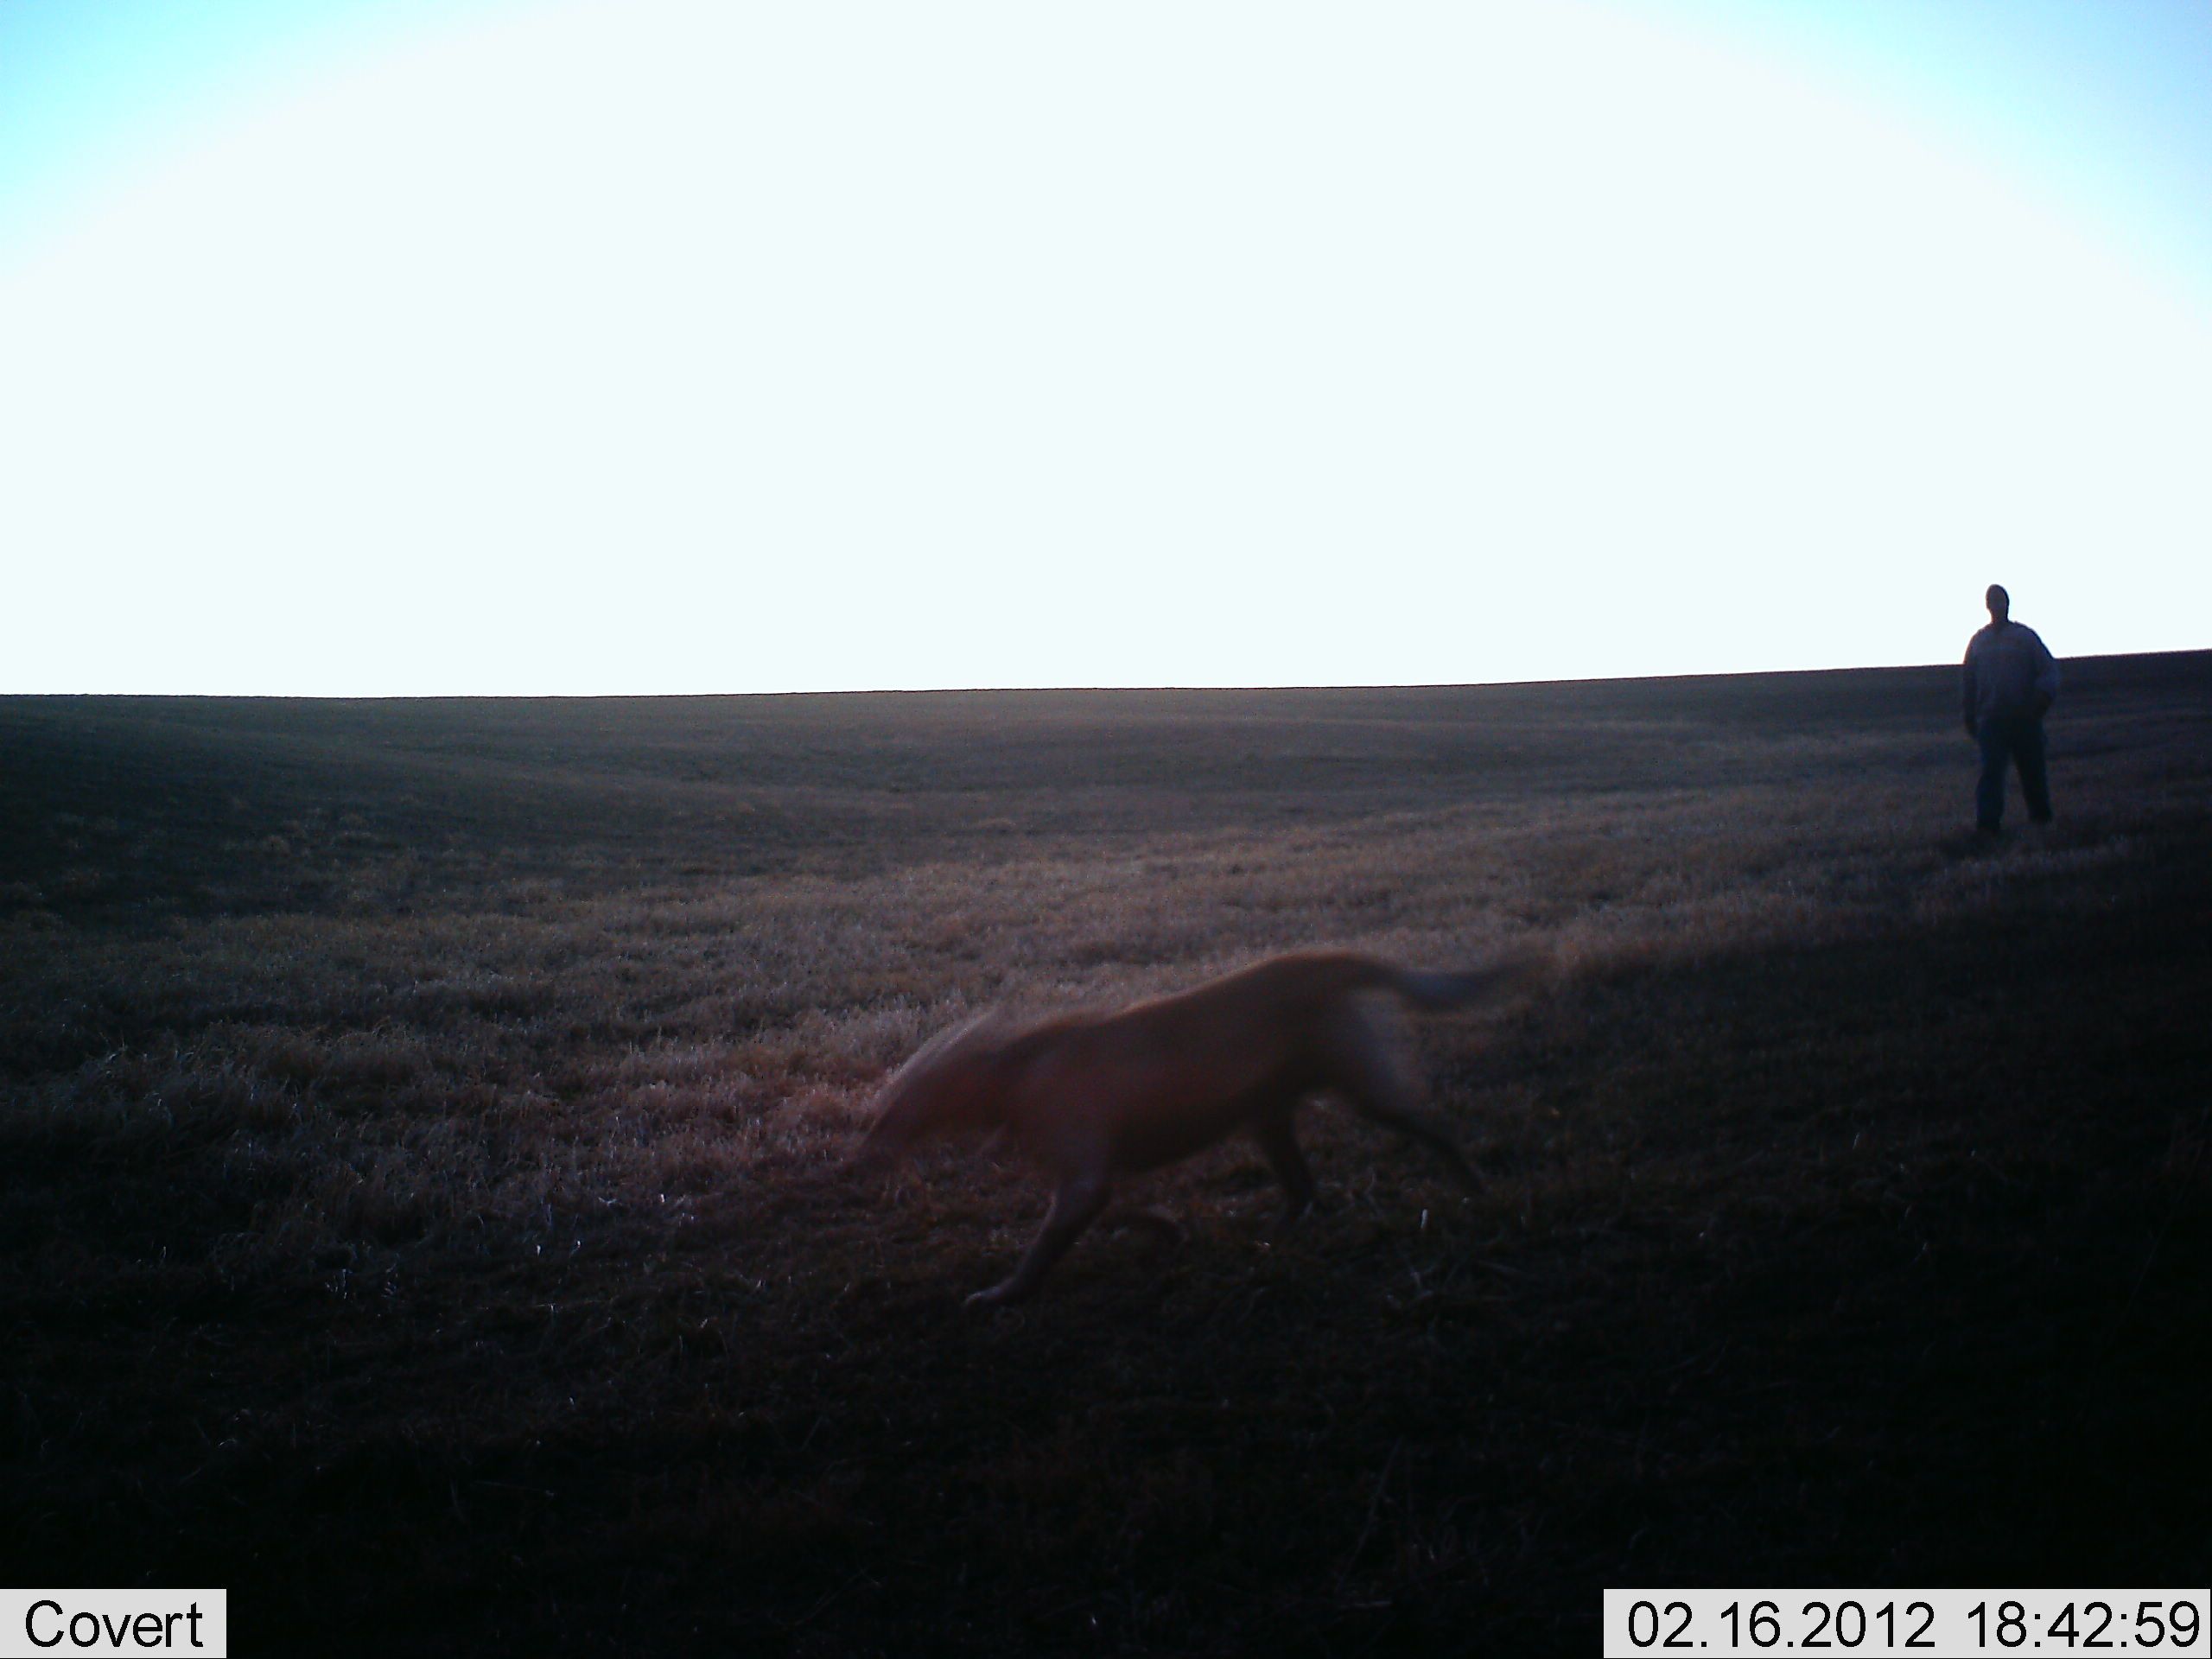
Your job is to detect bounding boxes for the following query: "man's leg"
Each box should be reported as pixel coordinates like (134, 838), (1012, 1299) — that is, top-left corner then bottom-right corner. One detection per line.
(1975, 719), (2010, 833)
(2017, 717), (2053, 823)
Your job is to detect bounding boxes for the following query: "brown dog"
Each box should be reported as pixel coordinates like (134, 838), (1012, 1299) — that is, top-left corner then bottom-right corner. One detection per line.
(857, 949), (1539, 1305)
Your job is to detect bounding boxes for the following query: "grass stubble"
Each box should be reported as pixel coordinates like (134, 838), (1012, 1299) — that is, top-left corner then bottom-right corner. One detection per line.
(2, 656), (2209, 1655)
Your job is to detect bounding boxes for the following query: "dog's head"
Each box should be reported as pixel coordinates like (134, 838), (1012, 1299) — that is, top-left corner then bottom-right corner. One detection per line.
(852, 1011), (1018, 1170)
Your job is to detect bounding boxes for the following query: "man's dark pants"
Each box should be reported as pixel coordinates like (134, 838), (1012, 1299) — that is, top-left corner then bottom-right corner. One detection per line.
(1975, 713), (2052, 833)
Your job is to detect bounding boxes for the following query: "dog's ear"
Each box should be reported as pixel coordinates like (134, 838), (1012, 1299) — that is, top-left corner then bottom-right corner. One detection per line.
(882, 1007), (1008, 1088)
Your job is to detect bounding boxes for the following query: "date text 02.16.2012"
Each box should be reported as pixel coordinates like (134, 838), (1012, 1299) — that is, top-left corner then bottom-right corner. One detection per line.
(1602, 1590), (2209, 1657)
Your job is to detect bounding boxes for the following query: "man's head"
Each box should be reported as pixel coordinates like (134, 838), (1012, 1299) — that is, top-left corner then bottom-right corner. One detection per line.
(1986, 584), (2011, 624)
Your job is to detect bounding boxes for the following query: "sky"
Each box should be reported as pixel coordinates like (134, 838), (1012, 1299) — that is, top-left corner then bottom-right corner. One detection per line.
(3, 0), (2209, 696)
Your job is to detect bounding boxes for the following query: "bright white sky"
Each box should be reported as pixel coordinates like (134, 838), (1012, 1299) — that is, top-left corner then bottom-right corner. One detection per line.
(3, 0), (2209, 695)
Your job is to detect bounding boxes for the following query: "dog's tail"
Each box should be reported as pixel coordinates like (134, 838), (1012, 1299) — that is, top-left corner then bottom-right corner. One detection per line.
(1384, 945), (1549, 1012)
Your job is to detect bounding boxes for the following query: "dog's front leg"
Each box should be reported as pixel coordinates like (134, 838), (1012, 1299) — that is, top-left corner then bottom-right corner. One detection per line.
(1250, 1109), (1318, 1233)
(969, 1173), (1110, 1307)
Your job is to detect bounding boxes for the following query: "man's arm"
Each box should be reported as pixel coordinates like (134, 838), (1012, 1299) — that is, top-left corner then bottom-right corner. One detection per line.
(1961, 639), (1980, 735)
(2031, 632), (2060, 717)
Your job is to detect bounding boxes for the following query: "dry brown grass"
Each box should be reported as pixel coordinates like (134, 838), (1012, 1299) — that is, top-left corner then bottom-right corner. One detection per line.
(3, 656), (2209, 1654)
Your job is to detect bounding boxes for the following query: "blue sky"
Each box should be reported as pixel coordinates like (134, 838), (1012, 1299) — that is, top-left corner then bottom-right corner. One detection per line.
(0, 0), (510, 232)
(1686, 0), (2212, 301)
(3, 1), (2209, 695)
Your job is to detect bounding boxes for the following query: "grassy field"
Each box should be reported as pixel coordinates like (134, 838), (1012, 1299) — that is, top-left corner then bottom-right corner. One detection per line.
(3, 656), (2209, 1656)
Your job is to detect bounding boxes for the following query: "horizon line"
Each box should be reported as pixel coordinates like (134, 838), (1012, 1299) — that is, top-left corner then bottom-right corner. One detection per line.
(5, 645), (2208, 706)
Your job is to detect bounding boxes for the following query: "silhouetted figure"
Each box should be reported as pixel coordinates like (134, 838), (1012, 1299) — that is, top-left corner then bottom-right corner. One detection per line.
(1962, 583), (2059, 835)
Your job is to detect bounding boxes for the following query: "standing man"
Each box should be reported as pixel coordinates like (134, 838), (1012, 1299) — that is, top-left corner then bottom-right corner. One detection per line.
(1962, 583), (2060, 836)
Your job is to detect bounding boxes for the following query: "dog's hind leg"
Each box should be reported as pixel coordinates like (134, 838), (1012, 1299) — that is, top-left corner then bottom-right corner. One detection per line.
(969, 1173), (1110, 1307)
(1249, 1107), (1318, 1230)
(1320, 1011), (1484, 1197)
